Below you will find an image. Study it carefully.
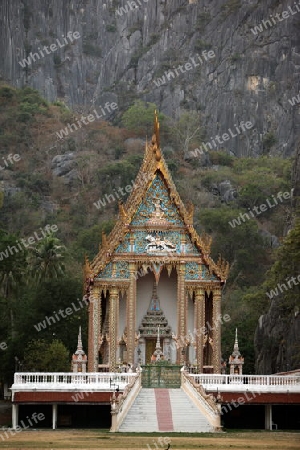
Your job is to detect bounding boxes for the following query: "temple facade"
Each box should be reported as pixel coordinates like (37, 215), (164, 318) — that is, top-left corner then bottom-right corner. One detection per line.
(84, 115), (229, 373)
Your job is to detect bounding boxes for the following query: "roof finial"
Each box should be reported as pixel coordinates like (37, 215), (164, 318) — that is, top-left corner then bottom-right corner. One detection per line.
(152, 324), (164, 361)
(154, 110), (160, 148)
(101, 231), (108, 250)
(77, 326), (83, 352)
(72, 326), (87, 372)
(157, 325), (160, 346)
(233, 328), (240, 356)
(151, 110), (161, 161)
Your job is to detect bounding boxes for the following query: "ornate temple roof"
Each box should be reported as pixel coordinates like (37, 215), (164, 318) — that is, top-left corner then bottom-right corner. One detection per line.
(85, 112), (229, 285)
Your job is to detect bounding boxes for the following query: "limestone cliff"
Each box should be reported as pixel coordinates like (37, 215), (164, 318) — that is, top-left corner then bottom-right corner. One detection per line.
(0, 0), (299, 157)
(255, 300), (300, 374)
(254, 145), (300, 374)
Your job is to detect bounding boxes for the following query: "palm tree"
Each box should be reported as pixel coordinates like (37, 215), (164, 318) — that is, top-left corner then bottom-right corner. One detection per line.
(27, 234), (66, 284)
(0, 230), (27, 339)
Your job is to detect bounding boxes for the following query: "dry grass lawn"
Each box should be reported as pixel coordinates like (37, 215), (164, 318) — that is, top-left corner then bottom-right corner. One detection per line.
(0, 430), (299, 450)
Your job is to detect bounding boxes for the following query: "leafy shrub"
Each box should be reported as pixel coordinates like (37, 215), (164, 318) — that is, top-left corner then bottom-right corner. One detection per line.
(194, 39), (211, 52)
(0, 86), (15, 99)
(53, 54), (62, 66)
(121, 100), (165, 136)
(262, 132), (277, 150)
(106, 24), (117, 32)
(16, 112), (33, 123)
(83, 43), (102, 57)
(221, 0), (241, 16)
(209, 151), (235, 167)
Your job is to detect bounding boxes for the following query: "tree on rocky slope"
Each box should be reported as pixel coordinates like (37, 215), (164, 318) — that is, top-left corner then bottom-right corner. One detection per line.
(254, 219), (300, 373)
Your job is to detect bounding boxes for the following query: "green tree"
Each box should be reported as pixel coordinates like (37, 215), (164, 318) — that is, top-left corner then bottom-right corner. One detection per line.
(72, 222), (115, 261)
(262, 218), (300, 314)
(27, 234), (66, 283)
(221, 286), (267, 373)
(0, 230), (27, 339)
(30, 277), (85, 350)
(44, 339), (71, 372)
(23, 339), (70, 372)
(252, 218), (300, 372)
(121, 100), (165, 136)
(169, 110), (203, 156)
(198, 207), (268, 287)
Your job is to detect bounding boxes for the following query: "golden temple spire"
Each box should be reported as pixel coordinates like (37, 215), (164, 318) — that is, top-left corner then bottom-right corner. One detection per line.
(154, 109), (160, 148)
(152, 110), (161, 162)
(101, 231), (108, 248)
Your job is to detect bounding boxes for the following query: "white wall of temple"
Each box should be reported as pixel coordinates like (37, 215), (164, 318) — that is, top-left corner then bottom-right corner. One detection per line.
(119, 293), (126, 337)
(187, 293), (194, 336)
(157, 269), (177, 333)
(136, 271), (155, 329)
(117, 293), (126, 364)
(163, 337), (177, 363)
(187, 293), (196, 364)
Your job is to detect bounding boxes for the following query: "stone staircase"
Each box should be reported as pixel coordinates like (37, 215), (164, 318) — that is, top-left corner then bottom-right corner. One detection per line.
(119, 388), (214, 432)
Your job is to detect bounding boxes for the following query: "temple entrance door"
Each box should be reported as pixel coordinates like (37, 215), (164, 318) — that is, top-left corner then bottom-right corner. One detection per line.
(145, 339), (156, 363)
(141, 364), (181, 388)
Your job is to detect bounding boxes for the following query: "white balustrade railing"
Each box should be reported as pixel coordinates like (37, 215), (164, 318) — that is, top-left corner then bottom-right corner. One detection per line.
(12, 372), (300, 393)
(189, 374), (300, 392)
(181, 371), (221, 430)
(110, 369), (142, 432)
(12, 372), (137, 390)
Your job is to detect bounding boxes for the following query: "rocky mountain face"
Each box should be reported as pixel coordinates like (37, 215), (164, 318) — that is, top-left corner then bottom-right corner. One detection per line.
(255, 147), (300, 374)
(1, 0), (299, 158)
(255, 299), (300, 374)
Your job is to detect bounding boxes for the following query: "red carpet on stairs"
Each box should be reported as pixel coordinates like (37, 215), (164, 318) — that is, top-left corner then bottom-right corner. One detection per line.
(154, 389), (174, 432)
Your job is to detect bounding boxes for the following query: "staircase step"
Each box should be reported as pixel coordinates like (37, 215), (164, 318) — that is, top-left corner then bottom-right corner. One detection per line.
(119, 389), (159, 432)
(119, 387), (214, 433)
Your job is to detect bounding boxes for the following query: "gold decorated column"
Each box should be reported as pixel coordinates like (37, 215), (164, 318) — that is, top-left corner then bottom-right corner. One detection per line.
(185, 291), (189, 363)
(98, 291), (102, 342)
(212, 287), (222, 373)
(127, 263), (137, 366)
(109, 287), (119, 372)
(176, 264), (186, 364)
(194, 288), (205, 372)
(88, 286), (100, 372)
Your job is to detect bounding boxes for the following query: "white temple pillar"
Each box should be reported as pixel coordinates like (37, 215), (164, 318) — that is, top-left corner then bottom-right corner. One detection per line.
(265, 404), (273, 430)
(52, 404), (58, 430)
(12, 404), (18, 429)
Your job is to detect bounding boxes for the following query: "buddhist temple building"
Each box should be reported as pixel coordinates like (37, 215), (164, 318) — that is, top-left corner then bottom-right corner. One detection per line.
(10, 116), (300, 433)
(84, 113), (229, 373)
